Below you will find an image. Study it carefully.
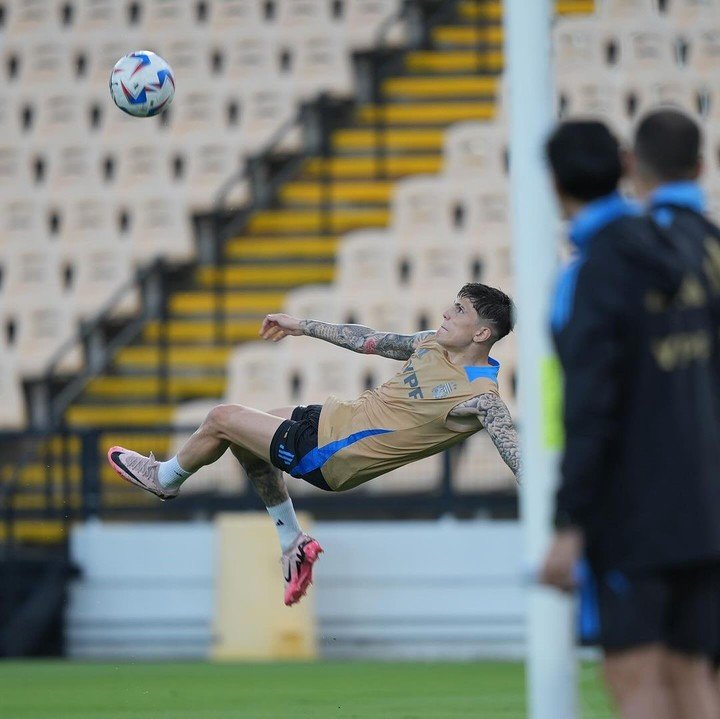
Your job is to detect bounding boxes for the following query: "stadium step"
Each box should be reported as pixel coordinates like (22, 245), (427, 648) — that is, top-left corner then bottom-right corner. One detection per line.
(143, 318), (262, 343)
(405, 51), (502, 75)
(382, 76), (497, 100)
(115, 345), (232, 371)
(196, 264), (335, 288)
(84, 376), (226, 400)
(279, 181), (393, 206)
(224, 237), (337, 260)
(170, 291), (284, 315)
(357, 102), (494, 125)
(431, 25), (503, 49)
(0, 521), (67, 543)
(66, 404), (175, 428)
(301, 155), (442, 179)
(246, 208), (390, 234)
(332, 128), (444, 153)
(457, 0), (595, 19)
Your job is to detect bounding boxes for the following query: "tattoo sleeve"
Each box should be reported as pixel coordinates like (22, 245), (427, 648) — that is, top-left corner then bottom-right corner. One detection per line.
(451, 393), (521, 481)
(299, 320), (435, 361)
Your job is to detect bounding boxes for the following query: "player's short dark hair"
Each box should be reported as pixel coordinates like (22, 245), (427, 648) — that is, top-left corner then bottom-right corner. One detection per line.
(458, 283), (514, 343)
(633, 108), (702, 182)
(545, 120), (622, 202)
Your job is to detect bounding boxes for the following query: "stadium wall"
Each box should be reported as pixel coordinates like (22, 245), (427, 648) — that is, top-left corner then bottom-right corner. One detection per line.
(67, 518), (527, 661)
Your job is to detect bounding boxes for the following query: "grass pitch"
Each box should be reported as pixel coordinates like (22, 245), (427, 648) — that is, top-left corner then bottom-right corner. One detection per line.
(0, 660), (612, 719)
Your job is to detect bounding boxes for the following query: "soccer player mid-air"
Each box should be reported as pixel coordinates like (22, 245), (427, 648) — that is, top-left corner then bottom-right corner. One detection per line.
(108, 283), (520, 606)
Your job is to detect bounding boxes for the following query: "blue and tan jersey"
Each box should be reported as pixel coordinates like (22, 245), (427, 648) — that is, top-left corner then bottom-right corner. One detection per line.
(294, 336), (501, 491)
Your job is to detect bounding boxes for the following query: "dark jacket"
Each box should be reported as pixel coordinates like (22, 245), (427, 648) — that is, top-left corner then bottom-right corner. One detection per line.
(551, 190), (720, 572)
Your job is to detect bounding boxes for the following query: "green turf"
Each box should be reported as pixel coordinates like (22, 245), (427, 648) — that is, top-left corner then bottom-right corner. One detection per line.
(0, 660), (613, 719)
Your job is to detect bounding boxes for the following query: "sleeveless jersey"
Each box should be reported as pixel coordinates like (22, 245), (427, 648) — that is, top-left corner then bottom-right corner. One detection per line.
(295, 336), (501, 490)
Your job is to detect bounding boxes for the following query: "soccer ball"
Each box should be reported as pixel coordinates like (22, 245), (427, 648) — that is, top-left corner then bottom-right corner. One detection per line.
(109, 51), (175, 117)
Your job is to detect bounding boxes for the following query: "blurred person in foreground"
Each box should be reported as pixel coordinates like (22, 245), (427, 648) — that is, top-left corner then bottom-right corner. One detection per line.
(632, 106), (720, 706)
(107, 283), (520, 606)
(539, 119), (720, 719)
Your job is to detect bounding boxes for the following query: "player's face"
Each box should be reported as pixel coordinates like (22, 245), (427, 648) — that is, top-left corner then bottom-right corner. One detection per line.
(436, 297), (488, 348)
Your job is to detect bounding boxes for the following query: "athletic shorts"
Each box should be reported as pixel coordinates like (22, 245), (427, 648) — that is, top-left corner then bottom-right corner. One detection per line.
(587, 563), (720, 656)
(269, 405), (332, 491)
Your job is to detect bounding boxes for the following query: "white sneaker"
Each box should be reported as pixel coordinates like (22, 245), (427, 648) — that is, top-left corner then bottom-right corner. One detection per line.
(107, 446), (179, 501)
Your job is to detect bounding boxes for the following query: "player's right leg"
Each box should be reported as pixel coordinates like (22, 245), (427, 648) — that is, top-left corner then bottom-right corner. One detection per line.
(603, 646), (674, 719)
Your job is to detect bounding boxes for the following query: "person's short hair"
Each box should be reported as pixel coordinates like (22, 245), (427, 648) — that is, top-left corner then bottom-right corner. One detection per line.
(458, 283), (515, 343)
(633, 108), (702, 182)
(545, 120), (622, 202)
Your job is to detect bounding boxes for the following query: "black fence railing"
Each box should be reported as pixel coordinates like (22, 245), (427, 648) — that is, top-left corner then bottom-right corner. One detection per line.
(1, 425), (517, 534)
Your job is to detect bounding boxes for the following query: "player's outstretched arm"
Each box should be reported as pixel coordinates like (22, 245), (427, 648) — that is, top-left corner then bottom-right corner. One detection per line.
(450, 393), (521, 481)
(260, 313), (434, 360)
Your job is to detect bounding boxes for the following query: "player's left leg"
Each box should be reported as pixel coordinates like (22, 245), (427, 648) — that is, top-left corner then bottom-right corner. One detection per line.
(229, 443), (322, 606)
(108, 404), (287, 500)
(602, 645), (674, 719)
(663, 564), (720, 719)
(665, 652), (720, 719)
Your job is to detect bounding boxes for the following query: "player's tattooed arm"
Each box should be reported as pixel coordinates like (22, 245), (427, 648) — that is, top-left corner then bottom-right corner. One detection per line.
(261, 313), (434, 359)
(450, 393), (521, 481)
(299, 320), (435, 360)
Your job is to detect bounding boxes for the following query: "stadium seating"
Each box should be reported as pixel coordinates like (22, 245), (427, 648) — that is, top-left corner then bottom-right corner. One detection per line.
(18, 0), (720, 520)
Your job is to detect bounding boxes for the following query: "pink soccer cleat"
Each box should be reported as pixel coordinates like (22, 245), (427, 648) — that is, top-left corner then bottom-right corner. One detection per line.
(282, 533), (323, 606)
(107, 446), (179, 501)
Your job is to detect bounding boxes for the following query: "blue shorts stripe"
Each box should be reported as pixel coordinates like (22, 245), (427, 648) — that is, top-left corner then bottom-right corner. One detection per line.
(292, 428), (393, 476)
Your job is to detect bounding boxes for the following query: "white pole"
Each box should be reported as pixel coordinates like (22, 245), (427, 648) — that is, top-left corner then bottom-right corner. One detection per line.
(503, 1), (578, 718)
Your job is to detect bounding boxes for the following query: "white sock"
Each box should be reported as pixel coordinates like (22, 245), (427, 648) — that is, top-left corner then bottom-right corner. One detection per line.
(267, 497), (303, 552)
(158, 456), (192, 489)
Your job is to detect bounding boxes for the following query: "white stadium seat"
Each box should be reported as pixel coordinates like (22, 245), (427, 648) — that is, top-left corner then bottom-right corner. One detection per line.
(391, 174), (459, 249)
(274, 0), (334, 28)
(225, 341), (295, 409)
(74, 0), (131, 35)
(222, 31), (282, 88)
(288, 339), (367, 405)
(173, 138), (248, 211)
(442, 121), (507, 180)
(617, 22), (679, 75)
(665, 0), (720, 27)
(597, 0), (660, 19)
(0, 195), (48, 248)
(334, 286), (415, 334)
(124, 190), (194, 266)
(4, 0), (62, 37)
(208, 0), (267, 36)
(0, 241), (64, 312)
(343, 0), (404, 50)
(685, 27), (720, 77)
(64, 238), (138, 320)
(141, 0), (202, 36)
(336, 229), (399, 293)
(11, 296), (82, 379)
(402, 240), (473, 293)
(553, 18), (608, 77)
(282, 284), (342, 324)
(279, 29), (354, 101)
